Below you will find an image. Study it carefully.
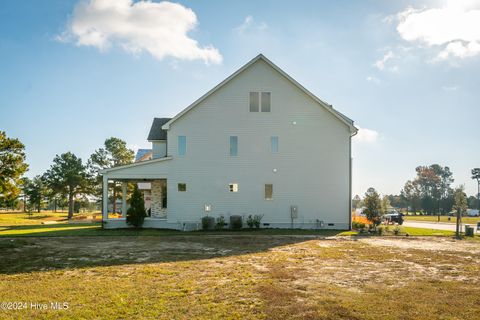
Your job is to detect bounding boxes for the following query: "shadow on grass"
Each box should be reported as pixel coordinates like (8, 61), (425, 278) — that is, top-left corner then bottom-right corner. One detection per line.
(0, 224), (346, 275)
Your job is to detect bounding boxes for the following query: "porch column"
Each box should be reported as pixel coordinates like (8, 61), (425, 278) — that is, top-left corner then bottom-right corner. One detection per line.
(121, 182), (127, 218)
(102, 175), (109, 221)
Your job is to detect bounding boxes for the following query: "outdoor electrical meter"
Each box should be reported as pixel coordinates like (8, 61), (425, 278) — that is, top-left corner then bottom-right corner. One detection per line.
(290, 205), (298, 219)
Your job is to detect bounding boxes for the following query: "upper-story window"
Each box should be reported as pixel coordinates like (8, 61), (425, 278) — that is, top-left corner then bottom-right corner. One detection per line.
(249, 92), (271, 112)
(270, 136), (279, 153)
(178, 136), (186, 156)
(230, 136), (238, 156)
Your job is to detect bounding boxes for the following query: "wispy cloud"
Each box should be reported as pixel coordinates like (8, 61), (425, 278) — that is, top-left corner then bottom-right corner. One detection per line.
(234, 15), (268, 35)
(442, 85), (459, 91)
(366, 76), (381, 84)
(374, 50), (394, 70)
(354, 126), (379, 143)
(57, 0), (222, 64)
(394, 1), (480, 61)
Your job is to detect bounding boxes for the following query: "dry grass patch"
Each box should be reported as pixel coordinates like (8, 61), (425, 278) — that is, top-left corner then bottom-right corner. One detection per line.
(0, 236), (479, 319)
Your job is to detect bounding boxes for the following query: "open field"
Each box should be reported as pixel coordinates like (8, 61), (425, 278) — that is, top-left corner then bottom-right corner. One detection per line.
(405, 215), (480, 225)
(1, 235), (479, 319)
(0, 211), (101, 226)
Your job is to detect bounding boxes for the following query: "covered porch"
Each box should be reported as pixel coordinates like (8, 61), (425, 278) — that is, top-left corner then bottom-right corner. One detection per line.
(100, 157), (172, 229)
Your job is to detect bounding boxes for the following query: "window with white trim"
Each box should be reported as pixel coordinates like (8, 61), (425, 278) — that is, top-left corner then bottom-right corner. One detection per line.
(265, 184), (273, 200)
(270, 136), (278, 153)
(229, 183), (238, 192)
(249, 91), (271, 112)
(178, 183), (186, 192)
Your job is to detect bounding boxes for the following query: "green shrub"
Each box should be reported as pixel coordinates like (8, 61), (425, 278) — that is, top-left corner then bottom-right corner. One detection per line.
(253, 214), (263, 228)
(202, 216), (215, 230)
(394, 226), (401, 235)
(230, 215), (243, 230)
(126, 185), (146, 228)
(215, 215), (226, 230)
(352, 221), (366, 230)
(377, 226), (384, 236)
(246, 215), (255, 228)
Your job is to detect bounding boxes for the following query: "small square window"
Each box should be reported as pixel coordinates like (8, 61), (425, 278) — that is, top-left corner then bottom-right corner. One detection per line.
(261, 92), (271, 112)
(178, 183), (186, 192)
(229, 183), (238, 192)
(249, 92), (259, 112)
(265, 184), (273, 200)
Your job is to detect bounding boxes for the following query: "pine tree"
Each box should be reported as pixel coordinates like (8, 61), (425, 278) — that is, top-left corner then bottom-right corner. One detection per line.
(126, 185), (146, 227)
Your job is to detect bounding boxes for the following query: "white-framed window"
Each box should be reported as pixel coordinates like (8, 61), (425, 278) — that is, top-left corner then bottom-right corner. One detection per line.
(230, 136), (238, 156)
(249, 91), (271, 112)
(229, 183), (238, 192)
(265, 184), (273, 200)
(270, 136), (279, 153)
(178, 183), (187, 192)
(178, 136), (186, 156)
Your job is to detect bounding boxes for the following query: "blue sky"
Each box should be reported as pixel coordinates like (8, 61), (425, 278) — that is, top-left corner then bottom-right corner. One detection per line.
(1, 0), (479, 197)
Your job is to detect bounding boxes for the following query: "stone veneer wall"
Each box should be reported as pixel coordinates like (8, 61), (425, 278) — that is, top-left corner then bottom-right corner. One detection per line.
(151, 180), (167, 218)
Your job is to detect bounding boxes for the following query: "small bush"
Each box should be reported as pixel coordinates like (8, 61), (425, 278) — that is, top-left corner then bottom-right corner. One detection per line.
(377, 226), (384, 236)
(246, 215), (255, 228)
(230, 215), (243, 230)
(352, 221), (366, 230)
(394, 226), (401, 235)
(253, 214), (263, 228)
(215, 215), (226, 230)
(202, 216), (215, 230)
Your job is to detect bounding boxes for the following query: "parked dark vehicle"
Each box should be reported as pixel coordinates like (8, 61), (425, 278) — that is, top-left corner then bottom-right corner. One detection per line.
(383, 212), (404, 225)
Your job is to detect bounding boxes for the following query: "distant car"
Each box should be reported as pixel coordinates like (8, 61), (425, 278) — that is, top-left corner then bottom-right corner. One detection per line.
(467, 209), (479, 217)
(382, 212), (404, 225)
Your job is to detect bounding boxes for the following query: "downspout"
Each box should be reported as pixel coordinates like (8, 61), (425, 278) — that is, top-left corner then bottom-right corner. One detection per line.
(349, 127), (358, 231)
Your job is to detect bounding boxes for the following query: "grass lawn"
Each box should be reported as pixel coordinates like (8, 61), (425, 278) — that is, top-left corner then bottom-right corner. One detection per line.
(405, 215), (480, 225)
(0, 211), (101, 226)
(1, 235), (479, 319)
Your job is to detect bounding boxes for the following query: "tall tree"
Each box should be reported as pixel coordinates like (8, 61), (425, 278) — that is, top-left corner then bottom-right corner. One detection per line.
(87, 137), (134, 213)
(452, 186), (468, 239)
(472, 168), (480, 209)
(23, 175), (46, 213)
(401, 180), (421, 214)
(44, 152), (90, 219)
(0, 131), (28, 207)
(363, 187), (382, 229)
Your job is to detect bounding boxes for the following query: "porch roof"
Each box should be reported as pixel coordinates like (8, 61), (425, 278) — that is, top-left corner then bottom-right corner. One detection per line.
(101, 156), (172, 179)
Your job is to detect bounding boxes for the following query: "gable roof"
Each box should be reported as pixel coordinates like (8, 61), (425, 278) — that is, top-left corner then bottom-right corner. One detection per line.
(162, 54), (358, 134)
(148, 118), (171, 141)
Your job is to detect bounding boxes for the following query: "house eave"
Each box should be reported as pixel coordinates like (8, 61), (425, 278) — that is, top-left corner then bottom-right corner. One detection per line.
(100, 156), (173, 174)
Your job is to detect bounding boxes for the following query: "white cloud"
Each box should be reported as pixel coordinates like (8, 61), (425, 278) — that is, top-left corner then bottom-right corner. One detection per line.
(366, 76), (380, 84)
(395, 1), (480, 60)
(442, 85), (459, 91)
(58, 0), (222, 64)
(234, 15), (268, 35)
(354, 127), (379, 143)
(374, 50), (394, 70)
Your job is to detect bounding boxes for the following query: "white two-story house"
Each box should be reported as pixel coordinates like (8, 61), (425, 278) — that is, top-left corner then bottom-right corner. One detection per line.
(101, 54), (358, 230)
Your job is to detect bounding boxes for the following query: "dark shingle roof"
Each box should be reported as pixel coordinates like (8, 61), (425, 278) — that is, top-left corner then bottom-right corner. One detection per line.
(147, 118), (171, 141)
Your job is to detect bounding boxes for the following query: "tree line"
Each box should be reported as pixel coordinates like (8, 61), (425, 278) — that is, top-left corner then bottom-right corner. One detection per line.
(353, 163), (480, 214)
(0, 131), (134, 219)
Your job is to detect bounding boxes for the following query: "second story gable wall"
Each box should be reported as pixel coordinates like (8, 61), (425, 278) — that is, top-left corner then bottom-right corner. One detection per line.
(164, 59), (351, 224)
